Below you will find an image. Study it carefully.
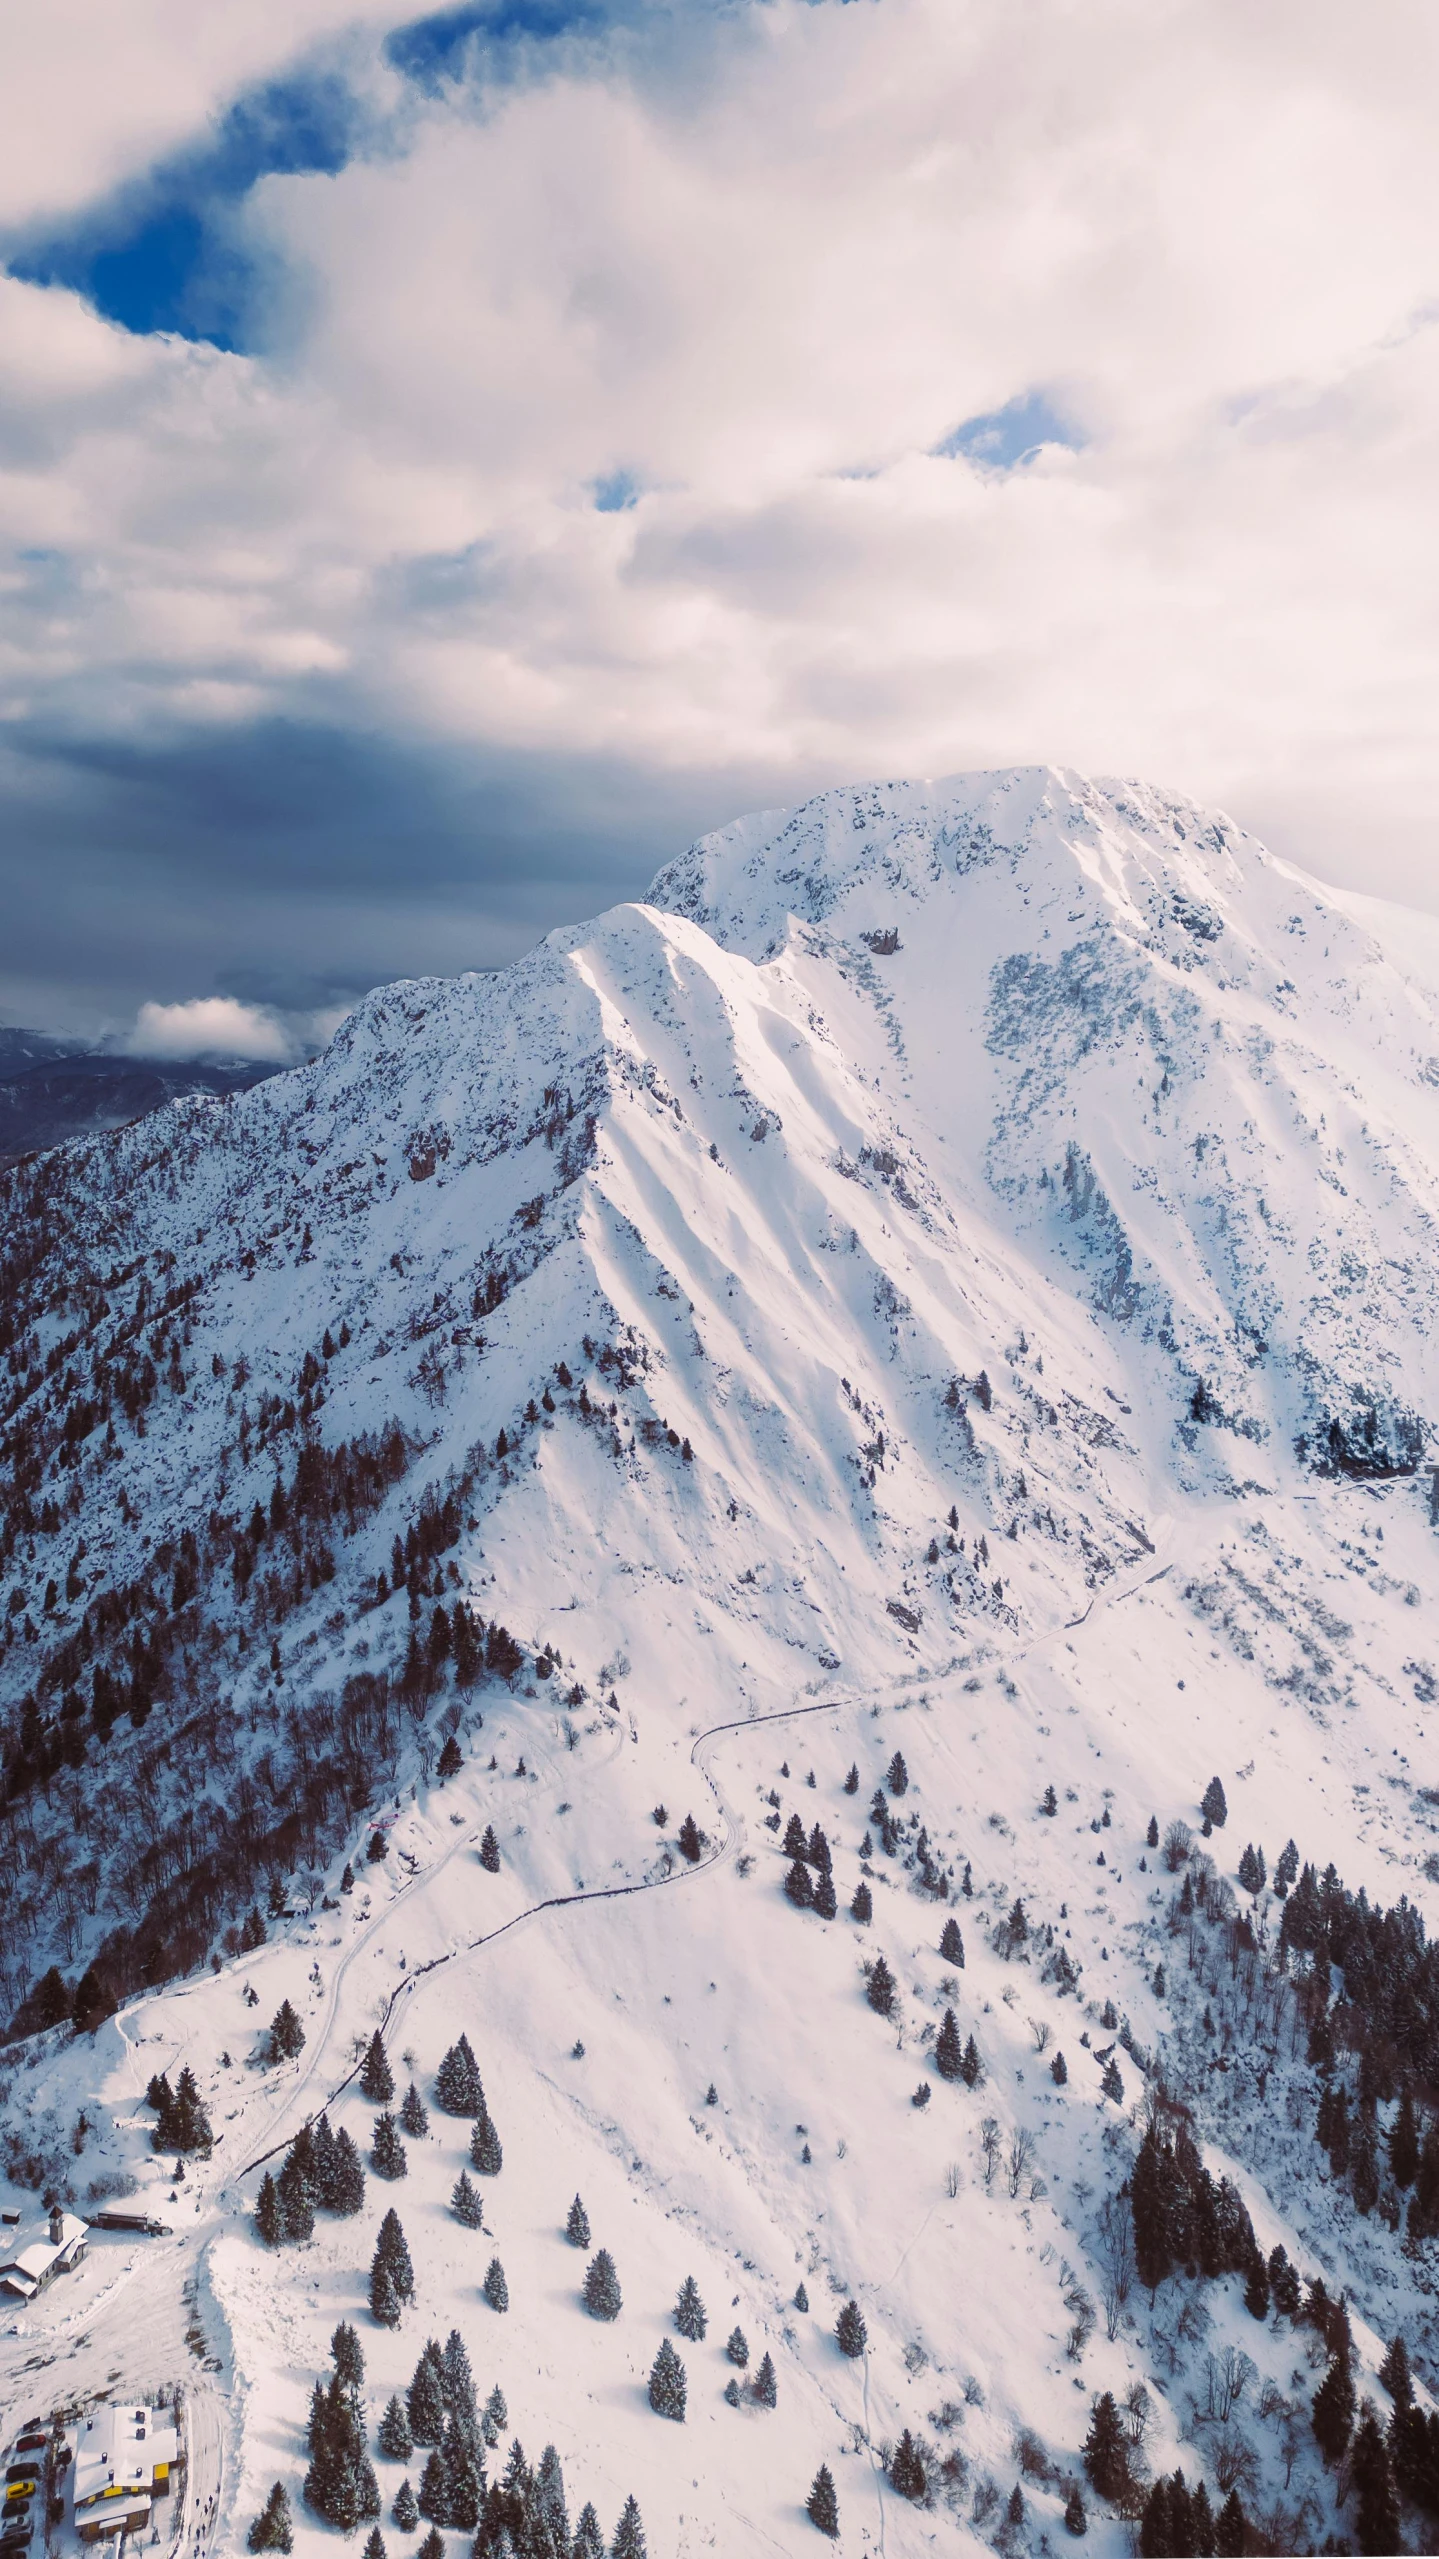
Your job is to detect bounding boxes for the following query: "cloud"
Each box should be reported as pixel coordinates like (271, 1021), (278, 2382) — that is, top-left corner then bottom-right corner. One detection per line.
(126, 995), (297, 1060)
(4, 0), (1439, 1036)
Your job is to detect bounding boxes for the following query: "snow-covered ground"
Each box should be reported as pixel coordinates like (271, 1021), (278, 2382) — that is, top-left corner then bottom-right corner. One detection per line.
(4, 767), (1439, 2552)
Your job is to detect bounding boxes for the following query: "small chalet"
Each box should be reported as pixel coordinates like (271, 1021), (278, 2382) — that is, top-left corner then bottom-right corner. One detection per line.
(0, 2203), (88, 2301)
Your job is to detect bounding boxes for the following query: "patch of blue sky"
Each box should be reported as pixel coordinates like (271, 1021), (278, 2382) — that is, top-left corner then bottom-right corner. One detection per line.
(935, 389), (1084, 472)
(592, 470), (642, 513)
(388, 0), (612, 89)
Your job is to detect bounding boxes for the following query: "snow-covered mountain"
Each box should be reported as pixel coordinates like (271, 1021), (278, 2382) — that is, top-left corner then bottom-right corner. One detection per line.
(4, 767), (1439, 2556)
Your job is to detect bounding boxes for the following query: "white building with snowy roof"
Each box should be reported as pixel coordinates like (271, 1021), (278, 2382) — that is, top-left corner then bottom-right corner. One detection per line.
(0, 2203), (87, 2301)
(72, 2403), (179, 2543)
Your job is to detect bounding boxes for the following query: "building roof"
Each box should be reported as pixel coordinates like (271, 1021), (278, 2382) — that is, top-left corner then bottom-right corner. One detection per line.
(74, 2406), (178, 2511)
(0, 2213), (87, 2300)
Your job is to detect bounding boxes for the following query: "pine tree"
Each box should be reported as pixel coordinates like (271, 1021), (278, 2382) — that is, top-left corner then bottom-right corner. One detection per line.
(674, 2276), (707, 2341)
(1274, 1836), (1299, 1893)
(536, 2443), (569, 2546)
(866, 1954), (897, 2017)
(329, 2125), (365, 2215)
(794, 2282), (808, 2312)
(836, 2299), (867, 2357)
(1051, 2050), (1068, 2085)
(890, 2431), (925, 2499)
(935, 2008), (963, 2081)
(378, 2397), (413, 2460)
(751, 2351), (777, 2408)
(610, 2497), (648, 2558)
(783, 1813), (808, 1858)
(1380, 2333), (1413, 2409)
(1389, 2086), (1420, 2188)
(332, 2320), (365, 2387)
(1237, 1842), (1266, 1896)
(961, 2034), (983, 2088)
(470, 2111), (503, 2174)
(1243, 2255), (1270, 2321)
(269, 1999), (306, 2062)
(392, 2478), (418, 2531)
(813, 1867), (838, 1918)
(482, 2384), (508, 2443)
(375, 2208), (415, 2303)
(1201, 1776), (1228, 1828)
(565, 2193), (591, 2248)
(583, 2249), (622, 2319)
(648, 2338), (687, 2420)
(939, 1916), (965, 1965)
(438, 1733), (463, 1780)
(372, 2113), (408, 2180)
(1351, 2400), (1402, 2557)
(843, 1764), (859, 1794)
(887, 1752), (908, 1796)
(371, 2258), (402, 2328)
(407, 2346), (446, 2445)
(483, 2256), (509, 2311)
(1190, 2483), (1214, 2553)
(361, 2031), (395, 2103)
(451, 2170), (484, 2227)
(255, 2170), (282, 2246)
(479, 1826), (501, 1872)
(851, 1881), (872, 1923)
(1064, 2482), (1087, 2536)
(572, 2504), (605, 2557)
(440, 2419), (481, 2532)
(400, 2082), (429, 2138)
(808, 1823), (831, 1870)
(1214, 2489), (1245, 2557)
(416, 2531), (444, 2559)
(1312, 2349), (1356, 2463)
(435, 2034), (485, 2116)
(363, 2535), (386, 2559)
(247, 2482), (295, 2551)
(677, 1814), (702, 1862)
(785, 1858), (814, 1908)
(806, 2465), (839, 2537)
(1352, 2113), (1380, 2216)
(1082, 2393), (1129, 2500)
(1146, 1815), (1159, 1848)
(277, 2148), (315, 2243)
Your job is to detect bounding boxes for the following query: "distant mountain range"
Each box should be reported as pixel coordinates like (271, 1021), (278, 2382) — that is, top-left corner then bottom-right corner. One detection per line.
(0, 1027), (279, 1166)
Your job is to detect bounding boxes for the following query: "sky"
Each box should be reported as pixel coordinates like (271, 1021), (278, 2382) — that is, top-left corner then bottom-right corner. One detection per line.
(3, 0), (1438, 1056)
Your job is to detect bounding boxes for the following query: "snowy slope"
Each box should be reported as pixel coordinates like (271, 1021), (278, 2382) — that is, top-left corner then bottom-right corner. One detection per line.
(4, 768), (1439, 2554)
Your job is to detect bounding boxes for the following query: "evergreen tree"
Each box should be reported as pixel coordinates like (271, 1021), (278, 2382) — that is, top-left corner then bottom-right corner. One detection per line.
(1200, 1776), (1227, 1828)
(441, 2419), (482, 2532)
(890, 2431), (925, 2500)
(806, 2464), (839, 2537)
(372, 2113), (408, 2180)
(674, 2276), (707, 2341)
(378, 2397), (413, 2461)
(572, 2504), (605, 2557)
(435, 2034), (485, 2116)
(939, 1916), (965, 1965)
(794, 2282), (808, 2311)
(843, 1764), (859, 1794)
(1389, 2086), (1420, 2188)
(726, 2326), (749, 2367)
(783, 1813), (808, 1858)
(452, 2170), (484, 2227)
(677, 1814), (702, 1862)
(471, 2110), (504, 2175)
(836, 2299), (867, 2357)
(332, 2320), (365, 2387)
(330, 2126), (366, 2215)
(1274, 1836), (1299, 1894)
(785, 1858), (814, 1909)
(269, 2000), (306, 2062)
(416, 2531), (445, 2559)
(1243, 2255), (1270, 2321)
(374, 2208), (415, 2304)
(438, 1733), (463, 1780)
(1063, 2483), (1087, 2536)
(866, 1953), (897, 2017)
(935, 2008), (963, 2081)
(277, 2149), (315, 2244)
(479, 1826), (501, 1872)
(1082, 2394), (1129, 2500)
(482, 2384), (508, 2443)
(813, 1866), (838, 1919)
(1237, 1842), (1265, 1895)
(1051, 2050), (1068, 2085)
(371, 2258), (403, 2328)
(407, 2345), (446, 2445)
(361, 2031), (395, 2103)
(648, 2339), (686, 2420)
(1352, 2112), (1380, 2215)
(1380, 2332), (1413, 2409)
(1214, 2490), (1245, 2557)
(536, 2442), (569, 2546)
(1351, 2401), (1402, 2557)
(247, 2482), (295, 2552)
(255, 2170), (282, 2247)
(610, 2497), (647, 2558)
(392, 2478), (418, 2531)
(400, 2082), (429, 2139)
(565, 2193), (591, 2247)
(751, 2351), (777, 2408)
(851, 1881), (873, 1923)
(887, 1752), (908, 1796)
(961, 2034), (983, 2088)
(1146, 1815), (1159, 1848)
(583, 2249), (622, 2319)
(483, 2256), (509, 2311)
(808, 1823), (831, 1870)
(1312, 2348), (1357, 2463)
(1190, 2482), (1214, 2553)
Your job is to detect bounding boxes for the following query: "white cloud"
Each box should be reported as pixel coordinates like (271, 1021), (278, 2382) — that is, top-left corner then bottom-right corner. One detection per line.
(5, 0), (1439, 900)
(127, 996), (295, 1061)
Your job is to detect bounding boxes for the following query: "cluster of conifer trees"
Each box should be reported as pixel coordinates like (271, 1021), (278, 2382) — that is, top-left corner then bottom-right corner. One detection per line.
(256, 2111), (366, 2243)
(144, 2063), (212, 2155)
